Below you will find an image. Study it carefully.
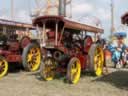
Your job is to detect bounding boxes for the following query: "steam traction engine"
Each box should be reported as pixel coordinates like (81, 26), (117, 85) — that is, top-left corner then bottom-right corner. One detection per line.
(0, 19), (41, 78)
(24, 16), (105, 84)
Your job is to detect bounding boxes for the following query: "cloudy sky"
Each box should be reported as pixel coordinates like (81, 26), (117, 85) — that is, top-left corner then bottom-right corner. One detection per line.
(0, 0), (128, 38)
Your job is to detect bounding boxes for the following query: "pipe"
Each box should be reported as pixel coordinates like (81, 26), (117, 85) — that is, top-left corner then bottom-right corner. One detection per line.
(55, 22), (58, 45)
(59, 0), (66, 16)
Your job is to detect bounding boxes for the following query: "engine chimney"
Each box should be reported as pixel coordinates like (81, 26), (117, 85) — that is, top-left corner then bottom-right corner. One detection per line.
(59, 0), (66, 16)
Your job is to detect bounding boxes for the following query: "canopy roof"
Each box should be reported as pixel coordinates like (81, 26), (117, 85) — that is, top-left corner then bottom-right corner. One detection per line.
(0, 19), (34, 29)
(33, 16), (104, 33)
(121, 12), (128, 25)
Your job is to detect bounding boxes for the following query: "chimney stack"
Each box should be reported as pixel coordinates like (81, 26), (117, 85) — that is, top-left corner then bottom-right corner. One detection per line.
(59, 0), (66, 17)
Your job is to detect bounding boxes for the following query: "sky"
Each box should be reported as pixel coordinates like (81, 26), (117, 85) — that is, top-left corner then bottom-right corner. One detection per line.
(0, 0), (128, 38)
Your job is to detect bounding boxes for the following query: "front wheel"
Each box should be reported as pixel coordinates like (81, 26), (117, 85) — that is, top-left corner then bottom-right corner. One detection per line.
(22, 43), (41, 72)
(40, 57), (57, 81)
(0, 56), (8, 78)
(67, 57), (81, 84)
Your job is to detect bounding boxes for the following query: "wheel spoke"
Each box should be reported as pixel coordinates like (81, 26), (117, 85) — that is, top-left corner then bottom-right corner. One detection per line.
(0, 61), (2, 66)
(71, 68), (76, 74)
(27, 54), (32, 62)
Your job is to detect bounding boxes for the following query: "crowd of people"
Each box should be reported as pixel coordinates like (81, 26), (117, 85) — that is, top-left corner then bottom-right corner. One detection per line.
(106, 35), (128, 68)
(96, 33), (128, 68)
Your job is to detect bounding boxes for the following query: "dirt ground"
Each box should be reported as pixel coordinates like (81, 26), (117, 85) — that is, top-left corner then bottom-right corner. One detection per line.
(0, 67), (128, 96)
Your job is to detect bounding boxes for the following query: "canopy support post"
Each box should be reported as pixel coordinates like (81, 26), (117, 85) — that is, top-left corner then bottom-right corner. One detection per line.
(43, 22), (46, 46)
(26, 28), (29, 37)
(94, 33), (97, 42)
(36, 25), (41, 44)
(58, 26), (65, 45)
(3, 26), (6, 34)
(55, 22), (58, 46)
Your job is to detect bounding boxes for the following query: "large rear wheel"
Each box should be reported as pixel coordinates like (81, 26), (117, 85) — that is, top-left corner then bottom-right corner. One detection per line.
(40, 57), (57, 81)
(88, 44), (104, 76)
(0, 56), (8, 78)
(22, 43), (41, 72)
(67, 57), (81, 84)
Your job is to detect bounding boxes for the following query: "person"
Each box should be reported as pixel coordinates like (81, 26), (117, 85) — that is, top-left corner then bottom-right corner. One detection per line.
(112, 47), (122, 68)
(96, 33), (101, 43)
(109, 35), (127, 68)
(63, 31), (73, 48)
(122, 48), (128, 67)
(96, 33), (106, 48)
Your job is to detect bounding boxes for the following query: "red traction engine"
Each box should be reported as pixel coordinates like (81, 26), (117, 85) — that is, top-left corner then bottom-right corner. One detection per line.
(0, 34), (41, 78)
(24, 16), (105, 84)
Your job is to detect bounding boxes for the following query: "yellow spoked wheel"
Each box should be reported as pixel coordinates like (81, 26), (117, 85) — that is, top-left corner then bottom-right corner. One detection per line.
(67, 57), (81, 84)
(22, 43), (41, 72)
(89, 44), (104, 76)
(40, 57), (57, 81)
(0, 56), (8, 78)
(94, 47), (104, 76)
